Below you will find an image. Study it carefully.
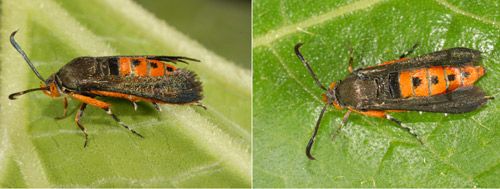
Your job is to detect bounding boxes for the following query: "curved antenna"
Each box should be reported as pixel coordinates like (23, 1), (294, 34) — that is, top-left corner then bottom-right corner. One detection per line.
(10, 30), (46, 82)
(294, 43), (327, 91)
(305, 104), (328, 160)
(8, 87), (49, 100)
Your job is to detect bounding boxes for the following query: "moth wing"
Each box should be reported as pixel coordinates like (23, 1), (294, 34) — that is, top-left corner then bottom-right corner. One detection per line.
(363, 86), (488, 113)
(356, 48), (481, 77)
(83, 69), (203, 104)
(102, 55), (199, 64)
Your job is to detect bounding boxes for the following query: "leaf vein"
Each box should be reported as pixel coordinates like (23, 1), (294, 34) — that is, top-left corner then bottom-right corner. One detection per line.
(253, 0), (386, 47)
(435, 0), (500, 28)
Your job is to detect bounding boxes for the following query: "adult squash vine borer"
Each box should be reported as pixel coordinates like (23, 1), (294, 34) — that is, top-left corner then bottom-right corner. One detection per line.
(294, 43), (493, 160)
(8, 31), (205, 147)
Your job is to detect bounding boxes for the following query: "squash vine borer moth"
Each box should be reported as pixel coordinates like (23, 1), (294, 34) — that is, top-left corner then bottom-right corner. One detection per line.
(8, 31), (205, 147)
(294, 43), (493, 160)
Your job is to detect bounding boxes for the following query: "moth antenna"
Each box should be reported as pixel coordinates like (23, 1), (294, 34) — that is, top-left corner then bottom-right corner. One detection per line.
(294, 43), (327, 91)
(8, 87), (49, 100)
(10, 30), (46, 82)
(306, 104), (328, 160)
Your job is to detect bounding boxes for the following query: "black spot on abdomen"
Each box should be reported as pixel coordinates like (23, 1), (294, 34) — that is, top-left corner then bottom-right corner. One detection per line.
(132, 59), (141, 66)
(150, 62), (158, 68)
(448, 74), (455, 81)
(412, 77), (422, 87)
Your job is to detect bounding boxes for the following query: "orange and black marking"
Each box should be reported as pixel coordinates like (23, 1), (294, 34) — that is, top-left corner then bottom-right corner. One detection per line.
(294, 43), (492, 160)
(7, 30), (204, 147)
(394, 65), (484, 98)
(116, 57), (178, 77)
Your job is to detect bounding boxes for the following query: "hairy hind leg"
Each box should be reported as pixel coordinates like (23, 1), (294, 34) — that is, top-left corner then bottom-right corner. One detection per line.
(106, 108), (144, 138)
(69, 93), (143, 138)
(352, 109), (422, 143)
(75, 103), (89, 147)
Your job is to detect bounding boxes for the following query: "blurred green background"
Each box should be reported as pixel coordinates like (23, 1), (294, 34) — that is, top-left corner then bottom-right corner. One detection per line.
(136, 0), (251, 69)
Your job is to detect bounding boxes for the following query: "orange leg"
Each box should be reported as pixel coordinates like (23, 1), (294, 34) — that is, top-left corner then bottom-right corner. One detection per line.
(68, 93), (144, 140)
(353, 109), (386, 118)
(69, 93), (110, 109)
(386, 110), (407, 113)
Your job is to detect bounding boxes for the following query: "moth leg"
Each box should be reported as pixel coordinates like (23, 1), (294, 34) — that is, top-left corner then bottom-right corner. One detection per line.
(69, 93), (144, 138)
(55, 97), (68, 120)
(152, 102), (162, 111)
(399, 43), (419, 59)
(353, 109), (386, 117)
(75, 103), (89, 147)
(348, 47), (354, 73)
(194, 102), (207, 110)
(132, 101), (138, 111)
(385, 114), (423, 144)
(332, 110), (351, 140)
(106, 108), (144, 138)
(352, 109), (422, 144)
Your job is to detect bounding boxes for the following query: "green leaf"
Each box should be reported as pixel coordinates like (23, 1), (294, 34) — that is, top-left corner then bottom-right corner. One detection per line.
(0, 0), (250, 187)
(253, 0), (499, 187)
(135, 0), (251, 69)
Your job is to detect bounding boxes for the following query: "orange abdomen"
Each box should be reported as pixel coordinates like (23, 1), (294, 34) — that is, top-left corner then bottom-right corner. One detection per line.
(118, 57), (176, 77)
(399, 65), (484, 98)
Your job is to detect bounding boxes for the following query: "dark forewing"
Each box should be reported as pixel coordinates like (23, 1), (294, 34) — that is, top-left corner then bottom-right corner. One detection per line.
(100, 55), (199, 64)
(362, 86), (488, 113)
(355, 48), (481, 78)
(81, 68), (203, 104)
